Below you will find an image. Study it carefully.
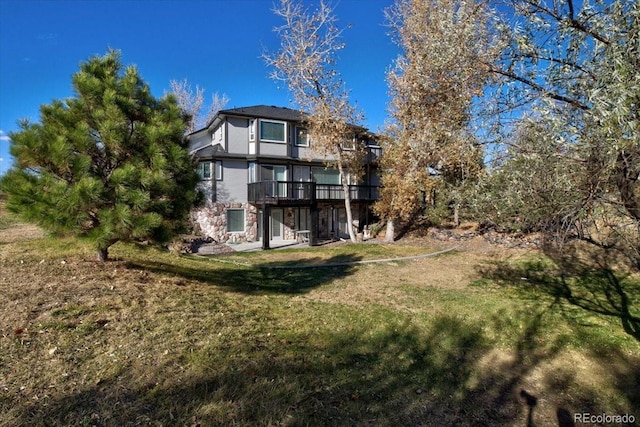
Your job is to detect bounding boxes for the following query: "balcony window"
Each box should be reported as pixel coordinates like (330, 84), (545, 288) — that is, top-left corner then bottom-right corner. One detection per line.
(227, 209), (245, 232)
(295, 127), (309, 147)
(312, 167), (340, 185)
(260, 120), (286, 143)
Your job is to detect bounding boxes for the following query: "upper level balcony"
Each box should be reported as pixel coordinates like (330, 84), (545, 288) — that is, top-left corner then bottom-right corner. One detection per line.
(248, 181), (379, 205)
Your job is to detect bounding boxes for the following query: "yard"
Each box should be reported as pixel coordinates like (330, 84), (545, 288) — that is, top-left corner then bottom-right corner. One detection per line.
(1, 202), (638, 426)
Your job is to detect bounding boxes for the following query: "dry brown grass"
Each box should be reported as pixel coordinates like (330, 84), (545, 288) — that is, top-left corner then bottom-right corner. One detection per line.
(0, 204), (638, 426)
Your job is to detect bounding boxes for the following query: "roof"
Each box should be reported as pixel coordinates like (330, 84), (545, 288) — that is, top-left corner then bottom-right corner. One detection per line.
(188, 104), (373, 137)
(218, 105), (307, 122)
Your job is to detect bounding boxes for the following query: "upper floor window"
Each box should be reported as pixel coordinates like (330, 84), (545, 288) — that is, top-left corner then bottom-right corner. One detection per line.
(260, 120), (286, 143)
(341, 135), (356, 150)
(249, 119), (256, 141)
(295, 127), (309, 147)
(312, 167), (340, 185)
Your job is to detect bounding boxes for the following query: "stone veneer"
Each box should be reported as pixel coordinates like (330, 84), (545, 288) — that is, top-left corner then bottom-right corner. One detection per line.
(191, 202), (258, 243)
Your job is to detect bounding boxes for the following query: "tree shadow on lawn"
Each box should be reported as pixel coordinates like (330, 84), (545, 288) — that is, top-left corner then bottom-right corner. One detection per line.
(477, 244), (640, 342)
(11, 311), (623, 426)
(123, 252), (363, 294)
(478, 246), (640, 419)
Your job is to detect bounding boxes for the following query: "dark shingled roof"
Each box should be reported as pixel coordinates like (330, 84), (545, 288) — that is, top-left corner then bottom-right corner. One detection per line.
(218, 105), (307, 122)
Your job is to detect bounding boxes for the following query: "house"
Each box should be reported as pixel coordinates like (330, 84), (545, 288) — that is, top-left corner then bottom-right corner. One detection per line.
(188, 105), (381, 249)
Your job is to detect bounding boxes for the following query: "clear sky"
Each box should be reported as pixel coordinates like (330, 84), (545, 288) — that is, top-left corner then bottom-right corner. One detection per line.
(0, 0), (398, 175)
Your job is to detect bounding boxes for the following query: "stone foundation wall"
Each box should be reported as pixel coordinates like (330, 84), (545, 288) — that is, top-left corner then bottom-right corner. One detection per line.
(191, 202), (258, 243)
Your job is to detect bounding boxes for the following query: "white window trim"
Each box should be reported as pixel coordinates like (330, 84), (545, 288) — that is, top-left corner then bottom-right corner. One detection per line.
(259, 119), (287, 144)
(249, 119), (256, 142)
(214, 160), (223, 181)
(226, 208), (245, 233)
(198, 161), (212, 180)
(341, 135), (356, 151)
(295, 126), (309, 147)
(248, 161), (257, 183)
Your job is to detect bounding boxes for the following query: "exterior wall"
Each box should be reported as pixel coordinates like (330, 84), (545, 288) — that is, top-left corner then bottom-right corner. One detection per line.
(226, 116), (249, 154)
(211, 124), (225, 150)
(191, 202), (258, 243)
(216, 159), (248, 202)
(291, 145), (321, 161)
(196, 179), (215, 204)
(259, 141), (288, 157)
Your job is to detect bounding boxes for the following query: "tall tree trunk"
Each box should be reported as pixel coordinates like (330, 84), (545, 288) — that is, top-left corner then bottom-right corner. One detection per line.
(453, 203), (460, 228)
(338, 163), (357, 242)
(385, 219), (395, 243)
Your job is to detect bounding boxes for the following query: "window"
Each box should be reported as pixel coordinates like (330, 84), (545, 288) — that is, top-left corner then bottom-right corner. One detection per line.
(249, 119), (256, 141)
(197, 161), (212, 180)
(227, 209), (245, 232)
(341, 135), (356, 150)
(248, 161), (257, 183)
(260, 120), (286, 143)
(295, 127), (309, 147)
(197, 161), (222, 180)
(214, 161), (223, 180)
(312, 167), (340, 184)
(296, 208), (311, 231)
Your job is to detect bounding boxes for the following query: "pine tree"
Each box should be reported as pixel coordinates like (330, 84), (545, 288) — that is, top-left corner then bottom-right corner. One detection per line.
(0, 50), (199, 261)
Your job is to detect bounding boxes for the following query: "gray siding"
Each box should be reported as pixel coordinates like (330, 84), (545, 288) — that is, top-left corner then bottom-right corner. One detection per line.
(227, 117), (249, 155)
(259, 141), (288, 157)
(196, 180), (214, 204)
(292, 145), (325, 161)
(217, 159), (248, 202)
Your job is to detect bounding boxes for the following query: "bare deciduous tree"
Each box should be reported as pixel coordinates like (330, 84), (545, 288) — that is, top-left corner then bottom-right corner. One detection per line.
(169, 79), (229, 134)
(263, 0), (365, 243)
(376, 0), (498, 241)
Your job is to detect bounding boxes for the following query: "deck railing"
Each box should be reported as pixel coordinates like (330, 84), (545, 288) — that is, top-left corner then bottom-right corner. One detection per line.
(248, 181), (379, 204)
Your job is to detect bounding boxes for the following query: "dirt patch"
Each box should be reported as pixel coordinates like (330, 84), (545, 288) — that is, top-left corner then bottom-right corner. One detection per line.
(0, 223), (45, 245)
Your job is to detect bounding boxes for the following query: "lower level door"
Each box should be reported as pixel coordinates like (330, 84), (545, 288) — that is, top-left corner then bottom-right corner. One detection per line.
(271, 208), (284, 239)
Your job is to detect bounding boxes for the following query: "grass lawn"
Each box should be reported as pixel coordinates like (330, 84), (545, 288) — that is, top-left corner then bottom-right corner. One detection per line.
(1, 203), (639, 426)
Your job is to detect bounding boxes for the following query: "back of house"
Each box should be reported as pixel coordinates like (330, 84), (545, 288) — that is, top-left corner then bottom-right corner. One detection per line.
(188, 105), (381, 247)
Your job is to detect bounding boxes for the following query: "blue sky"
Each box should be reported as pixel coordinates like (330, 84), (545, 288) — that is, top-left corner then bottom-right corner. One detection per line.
(0, 0), (397, 175)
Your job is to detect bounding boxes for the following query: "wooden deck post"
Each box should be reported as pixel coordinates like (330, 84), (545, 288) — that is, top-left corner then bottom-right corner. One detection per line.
(262, 203), (271, 250)
(309, 203), (318, 246)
